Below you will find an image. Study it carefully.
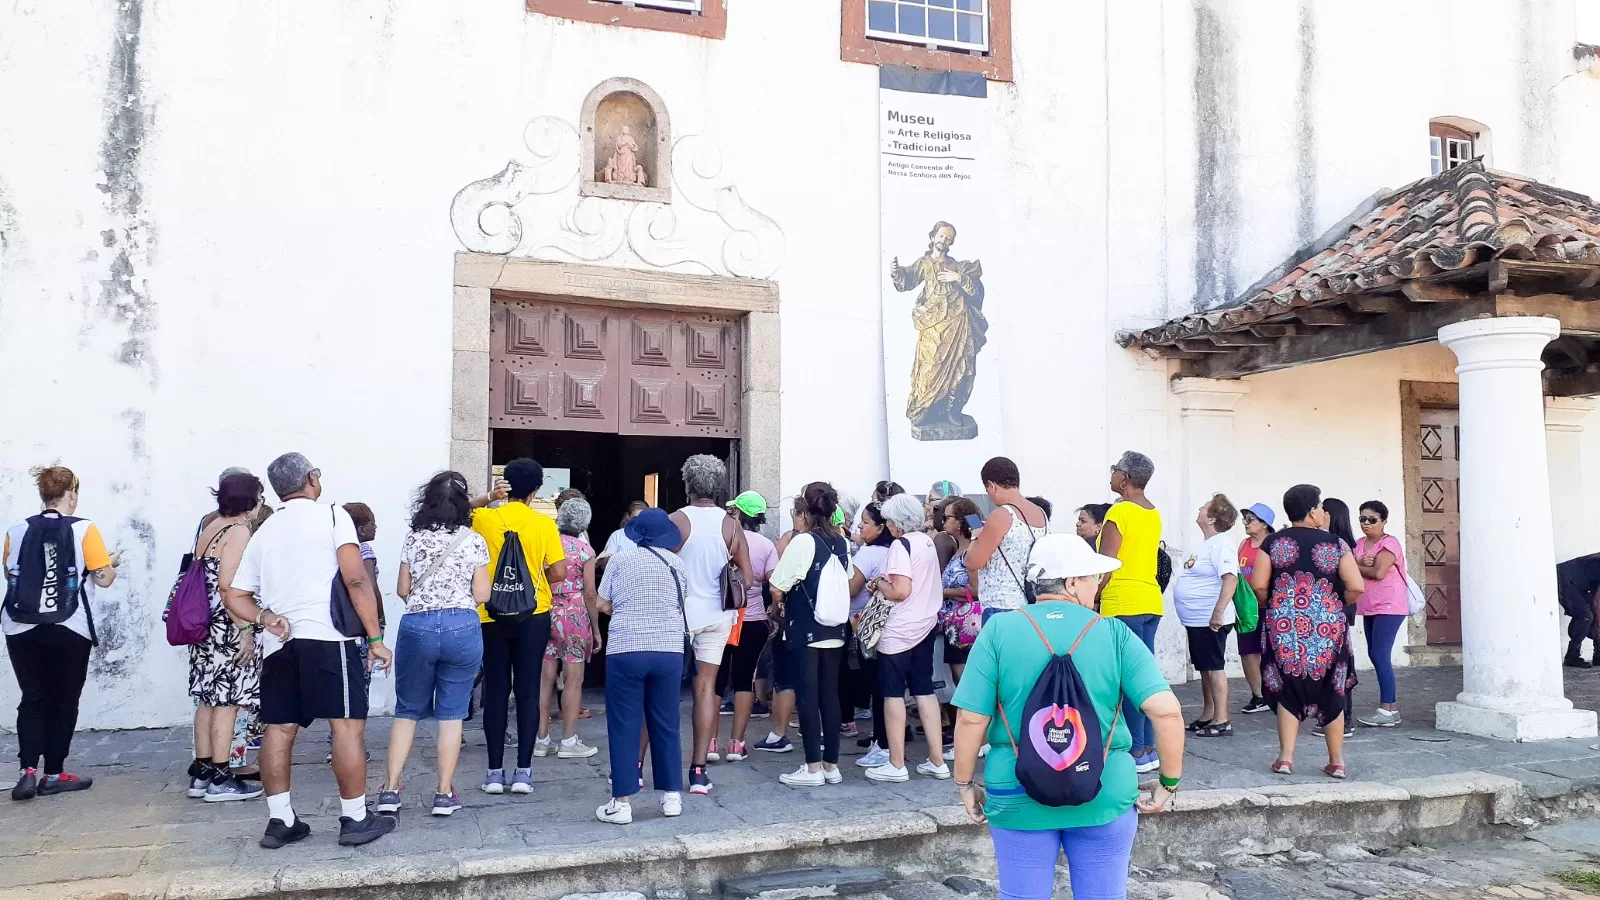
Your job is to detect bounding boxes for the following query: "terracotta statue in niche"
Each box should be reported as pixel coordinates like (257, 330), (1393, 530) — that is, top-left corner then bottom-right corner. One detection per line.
(604, 125), (648, 186)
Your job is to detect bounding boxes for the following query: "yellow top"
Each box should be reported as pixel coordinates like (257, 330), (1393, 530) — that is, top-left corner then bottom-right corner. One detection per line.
(1098, 501), (1165, 618)
(470, 502), (566, 622)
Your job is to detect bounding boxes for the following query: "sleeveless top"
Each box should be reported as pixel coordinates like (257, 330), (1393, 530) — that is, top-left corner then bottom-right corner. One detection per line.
(978, 506), (1047, 612)
(677, 505), (733, 632)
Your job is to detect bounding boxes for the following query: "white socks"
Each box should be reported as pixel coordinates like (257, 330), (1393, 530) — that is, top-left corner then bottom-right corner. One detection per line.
(562, 735), (580, 746)
(340, 794), (368, 822)
(266, 792), (295, 826)
(766, 731), (783, 743)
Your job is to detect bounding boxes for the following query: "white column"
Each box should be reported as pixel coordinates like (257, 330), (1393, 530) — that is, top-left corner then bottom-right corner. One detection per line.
(1436, 317), (1598, 741)
(1545, 397), (1597, 563)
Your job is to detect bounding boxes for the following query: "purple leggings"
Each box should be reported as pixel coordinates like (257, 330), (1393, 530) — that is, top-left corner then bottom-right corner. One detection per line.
(989, 809), (1138, 900)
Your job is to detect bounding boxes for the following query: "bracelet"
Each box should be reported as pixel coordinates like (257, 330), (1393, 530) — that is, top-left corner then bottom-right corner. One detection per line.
(237, 624), (255, 634)
(1158, 774), (1181, 790)
(253, 608), (266, 627)
(954, 779), (973, 788)
(366, 635), (384, 644)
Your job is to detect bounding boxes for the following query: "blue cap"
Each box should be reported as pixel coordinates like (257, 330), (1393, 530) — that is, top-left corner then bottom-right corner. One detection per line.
(1244, 503), (1276, 527)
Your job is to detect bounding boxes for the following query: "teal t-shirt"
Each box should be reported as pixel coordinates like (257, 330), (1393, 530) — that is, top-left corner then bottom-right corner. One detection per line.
(951, 603), (1170, 831)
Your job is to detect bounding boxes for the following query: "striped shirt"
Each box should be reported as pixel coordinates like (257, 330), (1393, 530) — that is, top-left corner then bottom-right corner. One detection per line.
(599, 546), (688, 656)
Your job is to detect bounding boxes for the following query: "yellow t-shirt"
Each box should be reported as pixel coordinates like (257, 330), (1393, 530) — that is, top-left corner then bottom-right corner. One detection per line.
(471, 502), (566, 622)
(1098, 502), (1164, 618)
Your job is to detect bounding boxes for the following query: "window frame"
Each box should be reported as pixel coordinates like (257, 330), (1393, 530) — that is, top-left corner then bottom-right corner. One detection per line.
(841, 0), (1012, 82)
(1429, 121), (1476, 174)
(863, 0), (990, 54)
(526, 0), (726, 39)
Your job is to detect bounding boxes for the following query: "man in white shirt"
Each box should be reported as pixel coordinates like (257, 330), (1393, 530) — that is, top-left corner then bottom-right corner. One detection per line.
(224, 453), (394, 849)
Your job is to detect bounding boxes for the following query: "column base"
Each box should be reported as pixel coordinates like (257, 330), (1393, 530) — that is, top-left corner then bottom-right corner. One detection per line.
(1435, 700), (1598, 742)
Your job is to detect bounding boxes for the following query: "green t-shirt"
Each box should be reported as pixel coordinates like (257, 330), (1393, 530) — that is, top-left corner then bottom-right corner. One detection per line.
(951, 603), (1170, 831)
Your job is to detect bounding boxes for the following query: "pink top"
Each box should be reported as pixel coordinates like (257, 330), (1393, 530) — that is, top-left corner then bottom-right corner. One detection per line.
(1355, 534), (1407, 615)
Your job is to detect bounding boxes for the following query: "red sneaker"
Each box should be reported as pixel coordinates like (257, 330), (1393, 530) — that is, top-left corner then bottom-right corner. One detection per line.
(38, 772), (93, 795)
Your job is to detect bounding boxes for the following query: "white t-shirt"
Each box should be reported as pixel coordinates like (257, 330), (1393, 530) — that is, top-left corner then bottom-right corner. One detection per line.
(232, 498), (358, 646)
(879, 531), (942, 655)
(850, 543), (890, 615)
(1172, 532), (1240, 627)
(1, 516), (107, 641)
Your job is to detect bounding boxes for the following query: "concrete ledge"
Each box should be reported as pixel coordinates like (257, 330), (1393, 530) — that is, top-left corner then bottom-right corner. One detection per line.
(34, 775), (1587, 900)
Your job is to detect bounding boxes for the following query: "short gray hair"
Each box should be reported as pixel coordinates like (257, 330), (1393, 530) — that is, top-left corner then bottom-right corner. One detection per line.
(266, 453), (315, 500)
(1032, 576), (1069, 597)
(1115, 451), (1155, 489)
(927, 480), (962, 501)
(836, 492), (861, 526)
(557, 498), (592, 536)
(682, 454), (726, 501)
(881, 493), (925, 535)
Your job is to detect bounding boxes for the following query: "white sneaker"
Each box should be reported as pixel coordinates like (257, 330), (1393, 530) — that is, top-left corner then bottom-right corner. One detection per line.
(779, 765), (825, 787)
(865, 763), (910, 783)
(558, 737), (598, 759)
(533, 735), (556, 758)
(822, 766), (843, 784)
(979, 743), (990, 758)
(661, 791), (682, 817)
(917, 760), (952, 779)
(943, 746), (955, 761)
(1358, 708), (1402, 728)
(596, 799), (632, 825)
(856, 744), (890, 768)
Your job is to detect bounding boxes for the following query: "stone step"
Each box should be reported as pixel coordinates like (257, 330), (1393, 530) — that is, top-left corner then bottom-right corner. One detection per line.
(1407, 643), (1464, 668)
(722, 867), (891, 900)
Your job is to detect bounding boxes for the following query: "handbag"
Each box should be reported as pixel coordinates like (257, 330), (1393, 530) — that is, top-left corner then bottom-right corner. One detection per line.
(723, 558), (748, 612)
(165, 525), (234, 646)
(941, 587), (984, 649)
(995, 504), (1041, 605)
(328, 506), (366, 639)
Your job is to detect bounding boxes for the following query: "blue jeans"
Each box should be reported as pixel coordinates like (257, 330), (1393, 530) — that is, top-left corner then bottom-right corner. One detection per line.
(393, 608), (484, 721)
(989, 809), (1138, 900)
(1363, 614), (1406, 705)
(1116, 614), (1160, 751)
(605, 651), (683, 798)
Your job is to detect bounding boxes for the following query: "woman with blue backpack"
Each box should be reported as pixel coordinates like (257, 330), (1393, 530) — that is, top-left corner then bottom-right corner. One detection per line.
(950, 534), (1184, 900)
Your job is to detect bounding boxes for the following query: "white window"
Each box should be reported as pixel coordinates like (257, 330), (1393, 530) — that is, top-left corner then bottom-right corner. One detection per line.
(1445, 137), (1473, 169)
(1429, 122), (1476, 174)
(600, 0), (702, 12)
(1430, 136), (1443, 175)
(866, 0), (988, 53)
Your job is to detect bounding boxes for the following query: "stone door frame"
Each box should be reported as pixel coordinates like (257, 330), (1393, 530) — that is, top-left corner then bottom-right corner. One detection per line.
(1400, 380), (1459, 656)
(451, 252), (780, 510)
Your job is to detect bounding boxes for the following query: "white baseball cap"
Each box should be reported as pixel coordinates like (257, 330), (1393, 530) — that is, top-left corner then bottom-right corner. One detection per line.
(1027, 533), (1123, 581)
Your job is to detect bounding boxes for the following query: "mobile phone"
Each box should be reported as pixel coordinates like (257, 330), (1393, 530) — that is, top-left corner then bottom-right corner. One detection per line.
(965, 514), (984, 530)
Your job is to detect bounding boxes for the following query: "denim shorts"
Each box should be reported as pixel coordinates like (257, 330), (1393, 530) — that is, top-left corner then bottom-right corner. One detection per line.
(394, 608), (484, 721)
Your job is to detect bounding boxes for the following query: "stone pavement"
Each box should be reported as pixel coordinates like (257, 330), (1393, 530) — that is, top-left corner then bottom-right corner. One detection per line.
(0, 666), (1596, 894)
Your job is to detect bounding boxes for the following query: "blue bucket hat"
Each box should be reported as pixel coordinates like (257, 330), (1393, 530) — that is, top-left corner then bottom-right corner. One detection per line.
(624, 507), (682, 549)
(1244, 503), (1276, 527)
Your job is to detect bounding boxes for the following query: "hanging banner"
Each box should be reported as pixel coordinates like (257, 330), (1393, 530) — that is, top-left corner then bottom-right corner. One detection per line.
(879, 66), (1004, 494)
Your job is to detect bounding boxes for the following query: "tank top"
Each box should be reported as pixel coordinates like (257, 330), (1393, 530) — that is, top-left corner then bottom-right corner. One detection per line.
(978, 505), (1048, 612)
(677, 505), (733, 632)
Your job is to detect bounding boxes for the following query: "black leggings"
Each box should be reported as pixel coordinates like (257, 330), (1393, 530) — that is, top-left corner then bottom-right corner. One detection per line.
(481, 613), (551, 770)
(789, 637), (842, 765)
(6, 624), (92, 775)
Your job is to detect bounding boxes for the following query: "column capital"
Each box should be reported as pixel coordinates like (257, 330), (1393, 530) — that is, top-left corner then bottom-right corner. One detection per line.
(1545, 396), (1598, 433)
(1438, 316), (1560, 373)
(1171, 377), (1250, 414)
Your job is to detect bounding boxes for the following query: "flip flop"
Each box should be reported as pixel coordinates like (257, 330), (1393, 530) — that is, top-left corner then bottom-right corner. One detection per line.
(1323, 763), (1347, 780)
(1271, 759), (1293, 775)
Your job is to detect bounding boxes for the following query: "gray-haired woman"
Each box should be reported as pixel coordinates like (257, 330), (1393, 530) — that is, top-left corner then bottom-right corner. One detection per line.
(535, 499), (600, 760)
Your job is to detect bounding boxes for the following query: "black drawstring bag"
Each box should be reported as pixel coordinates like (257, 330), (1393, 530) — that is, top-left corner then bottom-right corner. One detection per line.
(487, 531), (539, 619)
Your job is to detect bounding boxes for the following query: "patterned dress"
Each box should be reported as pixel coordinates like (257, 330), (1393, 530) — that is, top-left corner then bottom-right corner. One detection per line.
(1259, 526), (1358, 726)
(186, 525), (261, 708)
(546, 534), (596, 663)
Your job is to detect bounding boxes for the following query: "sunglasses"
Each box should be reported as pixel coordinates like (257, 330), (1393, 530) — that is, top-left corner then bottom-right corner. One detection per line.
(1358, 516), (1382, 525)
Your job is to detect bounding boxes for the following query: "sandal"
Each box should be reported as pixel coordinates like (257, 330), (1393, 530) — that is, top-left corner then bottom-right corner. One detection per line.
(1323, 763), (1347, 780)
(1195, 721), (1233, 737)
(1185, 718), (1213, 733)
(1271, 759), (1294, 775)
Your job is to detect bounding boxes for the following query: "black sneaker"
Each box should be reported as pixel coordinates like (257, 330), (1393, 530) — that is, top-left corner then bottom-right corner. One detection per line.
(1564, 655), (1593, 669)
(338, 812), (396, 846)
(259, 818), (311, 849)
(1242, 696), (1270, 714)
(37, 773), (93, 795)
(754, 735), (793, 753)
(11, 769), (37, 801)
(688, 766), (713, 795)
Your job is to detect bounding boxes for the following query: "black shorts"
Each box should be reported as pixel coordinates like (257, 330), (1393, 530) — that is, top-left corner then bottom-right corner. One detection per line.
(879, 628), (938, 698)
(727, 625), (769, 693)
(945, 636), (970, 666)
(1186, 625), (1233, 673)
(260, 639), (369, 726)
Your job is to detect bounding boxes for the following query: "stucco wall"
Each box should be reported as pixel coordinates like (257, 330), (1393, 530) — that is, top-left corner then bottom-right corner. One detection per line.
(2, 0), (1598, 726)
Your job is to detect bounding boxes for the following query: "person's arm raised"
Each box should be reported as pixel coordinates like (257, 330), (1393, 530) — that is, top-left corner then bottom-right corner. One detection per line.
(965, 505), (1011, 583)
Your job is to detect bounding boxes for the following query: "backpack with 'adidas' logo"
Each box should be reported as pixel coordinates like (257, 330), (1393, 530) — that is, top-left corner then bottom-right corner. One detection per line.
(4, 513), (88, 630)
(996, 609), (1120, 807)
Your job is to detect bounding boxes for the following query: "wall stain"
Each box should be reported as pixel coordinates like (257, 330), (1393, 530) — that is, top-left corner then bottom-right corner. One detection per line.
(1192, 0), (1241, 310)
(1517, 4), (1554, 179)
(1294, 0), (1317, 245)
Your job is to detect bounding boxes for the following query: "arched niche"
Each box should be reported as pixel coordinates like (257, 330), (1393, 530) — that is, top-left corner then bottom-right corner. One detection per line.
(580, 77), (672, 204)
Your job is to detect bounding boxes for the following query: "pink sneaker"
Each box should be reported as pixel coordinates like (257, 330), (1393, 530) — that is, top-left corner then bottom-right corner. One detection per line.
(706, 739), (721, 762)
(726, 740), (748, 762)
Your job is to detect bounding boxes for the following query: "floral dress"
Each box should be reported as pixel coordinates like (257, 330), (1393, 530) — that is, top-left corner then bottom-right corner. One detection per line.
(183, 524), (261, 709)
(547, 534), (596, 663)
(1259, 526), (1358, 726)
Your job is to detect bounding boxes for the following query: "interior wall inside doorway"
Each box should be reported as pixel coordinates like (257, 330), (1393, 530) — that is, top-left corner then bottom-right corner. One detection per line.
(490, 428), (734, 545)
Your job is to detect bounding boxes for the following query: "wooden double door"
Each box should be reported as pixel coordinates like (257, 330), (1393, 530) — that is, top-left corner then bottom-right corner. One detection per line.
(1418, 407), (1462, 644)
(489, 297), (742, 439)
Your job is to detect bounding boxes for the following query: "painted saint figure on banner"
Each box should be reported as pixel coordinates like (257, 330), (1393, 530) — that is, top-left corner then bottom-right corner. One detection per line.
(890, 221), (988, 441)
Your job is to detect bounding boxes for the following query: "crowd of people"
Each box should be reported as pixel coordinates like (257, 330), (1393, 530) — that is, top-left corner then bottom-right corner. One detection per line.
(7, 449), (1597, 899)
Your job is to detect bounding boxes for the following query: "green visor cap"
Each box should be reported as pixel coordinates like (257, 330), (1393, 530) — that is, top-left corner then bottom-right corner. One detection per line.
(726, 490), (768, 518)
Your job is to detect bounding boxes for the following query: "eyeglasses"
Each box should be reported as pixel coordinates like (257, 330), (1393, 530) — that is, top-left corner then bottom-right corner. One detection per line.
(1241, 513), (1257, 524)
(1358, 516), (1381, 525)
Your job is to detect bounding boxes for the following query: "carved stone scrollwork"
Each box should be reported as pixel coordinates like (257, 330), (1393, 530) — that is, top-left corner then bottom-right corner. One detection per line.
(450, 117), (580, 255)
